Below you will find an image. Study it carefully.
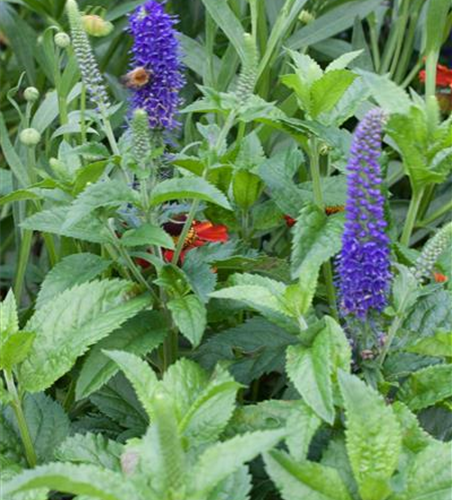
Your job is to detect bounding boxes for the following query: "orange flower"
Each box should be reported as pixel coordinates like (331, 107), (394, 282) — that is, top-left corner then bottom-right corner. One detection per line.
(162, 219), (228, 264)
(419, 64), (452, 89)
(433, 271), (448, 283)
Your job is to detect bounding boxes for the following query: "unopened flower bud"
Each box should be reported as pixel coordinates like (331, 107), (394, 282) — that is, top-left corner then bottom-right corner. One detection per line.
(82, 14), (113, 37)
(299, 10), (315, 24)
(19, 128), (41, 147)
(24, 87), (39, 102)
(54, 32), (71, 48)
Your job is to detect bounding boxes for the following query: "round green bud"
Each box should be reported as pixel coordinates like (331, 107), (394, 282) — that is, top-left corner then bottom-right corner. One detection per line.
(298, 10), (315, 24)
(24, 87), (39, 102)
(82, 15), (114, 37)
(19, 128), (41, 147)
(54, 32), (71, 48)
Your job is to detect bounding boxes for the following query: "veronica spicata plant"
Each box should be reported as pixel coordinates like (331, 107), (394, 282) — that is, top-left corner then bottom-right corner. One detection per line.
(337, 109), (391, 321)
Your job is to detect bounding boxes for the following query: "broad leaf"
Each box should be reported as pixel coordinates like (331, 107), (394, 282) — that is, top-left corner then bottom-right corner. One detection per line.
(406, 331), (452, 358)
(310, 70), (357, 118)
(168, 295), (207, 347)
(55, 433), (122, 470)
(191, 430), (285, 496)
(2, 463), (142, 500)
(63, 180), (138, 229)
(338, 371), (402, 500)
(264, 450), (353, 500)
(103, 350), (159, 419)
(398, 364), (452, 411)
(149, 177), (232, 210)
(36, 253), (111, 309)
(76, 311), (167, 400)
(5, 393), (69, 463)
(0, 332), (35, 370)
(19, 280), (151, 392)
(121, 224), (175, 250)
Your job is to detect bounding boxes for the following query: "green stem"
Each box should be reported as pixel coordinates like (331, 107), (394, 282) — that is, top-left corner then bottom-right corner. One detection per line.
(13, 229), (33, 303)
(378, 311), (404, 367)
(388, 0), (410, 78)
(424, 52), (439, 102)
(4, 371), (37, 468)
(400, 59), (423, 89)
(80, 83), (87, 144)
(309, 137), (338, 320)
(417, 199), (452, 227)
(368, 16), (381, 71)
(400, 187), (425, 246)
(102, 116), (120, 156)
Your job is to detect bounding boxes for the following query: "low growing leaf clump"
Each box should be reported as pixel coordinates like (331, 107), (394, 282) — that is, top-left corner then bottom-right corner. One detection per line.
(0, 0), (451, 499)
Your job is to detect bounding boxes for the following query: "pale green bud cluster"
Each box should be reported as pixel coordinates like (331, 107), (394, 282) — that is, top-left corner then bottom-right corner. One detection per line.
(66, 0), (110, 112)
(298, 10), (315, 24)
(24, 87), (39, 102)
(54, 32), (71, 48)
(235, 33), (258, 104)
(131, 109), (152, 176)
(413, 222), (452, 282)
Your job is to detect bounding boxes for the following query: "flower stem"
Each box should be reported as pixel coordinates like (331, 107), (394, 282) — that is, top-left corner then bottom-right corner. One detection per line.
(4, 370), (37, 468)
(309, 137), (338, 320)
(400, 187), (425, 246)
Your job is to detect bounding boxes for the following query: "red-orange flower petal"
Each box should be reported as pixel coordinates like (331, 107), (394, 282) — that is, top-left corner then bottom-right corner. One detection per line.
(419, 64), (452, 88)
(433, 271), (448, 283)
(284, 215), (296, 227)
(193, 221), (229, 242)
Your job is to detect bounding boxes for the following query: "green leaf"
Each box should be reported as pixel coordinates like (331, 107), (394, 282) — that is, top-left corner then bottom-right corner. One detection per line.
(291, 204), (344, 310)
(196, 317), (297, 384)
(63, 180), (138, 230)
(357, 71), (411, 115)
(0, 189), (42, 207)
(21, 207), (113, 244)
(398, 364), (452, 411)
(284, 402), (322, 462)
(232, 170), (262, 210)
(102, 350), (158, 419)
(392, 402), (433, 455)
(338, 371), (402, 500)
(121, 223), (175, 250)
(310, 70), (357, 118)
(264, 450), (353, 500)
(325, 50), (365, 72)
(5, 393), (70, 463)
(192, 430), (285, 496)
(2, 463), (141, 500)
(177, 364), (241, 447)
(55, 433), (122, 470)
(76, 311), (167, 400)
(0, 114), (29, 188)
(392, 441), (452, 500)
(0, 290), (19, 341)
(287, 0), (380, 50)
(286, 335), (334, 424)
(406, 331), (452, 358)
(149, 177), (232, 210)
(18, 280), (151, 393)
(168, 295), (207, 347)
(425, 0), (451, 54)
(0, 332), (35, 370)
(199, 0), (247, 64)
(36, 253), (111, 309)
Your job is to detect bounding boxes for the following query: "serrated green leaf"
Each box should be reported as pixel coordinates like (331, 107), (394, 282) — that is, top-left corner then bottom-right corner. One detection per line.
(19, 280), (151, 393)
(310, 70), (357, 118)
(357, 71), (411, 115)
(338, 371), (402, 500)
(196, 317), (297, 384)
(406, 331), (452, 358)
(2, 463), (142, 500)
(167, 295), (207, 348)
(21, 207), (113, 244)
(102, 350), (159, 419)
(321, 438), (358, 499)
(392, 402), (434, 455)
(5, 393), (69, 463)
(232, 170), (262, 210)
(398, 364), (452, 411)
(325, 50), (364, 72)
(0, 290), (19, 341)
(286, 337), (334, 424)
(121, 223), (175, 250)
(392, 441), (452, 500)
(192, 430), (285, 496)
(206, 466), (251, 500)
(63, 180), (138, 230)
(55, 433), (122, 470)
(0, 332), (35, 370)
(150, 177), (232, 210)
(36, 253), (111, 309)
(76, 311), (167, 400)
(264, 449), (353, 500)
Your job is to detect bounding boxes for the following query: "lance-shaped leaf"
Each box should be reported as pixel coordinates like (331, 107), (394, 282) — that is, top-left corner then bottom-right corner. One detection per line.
(168, 295), (207, 347)
(19, 280), (151, 393)
(338, 371), (402, 500)
(0, 290), (19, 341)
(264, 449), (353, 500)
(149, 177), (232, 210)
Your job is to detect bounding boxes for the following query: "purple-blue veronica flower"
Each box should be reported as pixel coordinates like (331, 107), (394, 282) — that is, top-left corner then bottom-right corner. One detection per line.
(128, 0), (185, 130)
(337, 109), (391, 320)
